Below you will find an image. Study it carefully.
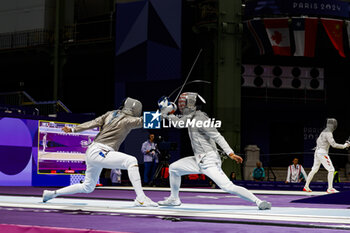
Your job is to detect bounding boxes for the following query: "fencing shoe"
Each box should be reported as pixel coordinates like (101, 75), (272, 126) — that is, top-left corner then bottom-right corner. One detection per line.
(158, 196), (182, 206)
(258, 200), (271, 210)
(134, 196), (158, 207)
(327, 188), (339, 194)
(43, 190), (57, 202)
(303, 186), (312, 192)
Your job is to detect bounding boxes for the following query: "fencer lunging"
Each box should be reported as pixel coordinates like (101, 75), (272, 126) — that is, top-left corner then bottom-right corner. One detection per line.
(42, 98), (157, 207)
(304, 118), (350, 193)
(157, 92), (271, 210)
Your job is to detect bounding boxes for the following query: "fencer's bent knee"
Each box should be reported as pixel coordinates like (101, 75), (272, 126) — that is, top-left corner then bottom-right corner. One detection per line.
(328, 167), (335, 172)
(168, 164), (182, 177)
(169, 163), (179, 175)
(126, 156), (138, 170)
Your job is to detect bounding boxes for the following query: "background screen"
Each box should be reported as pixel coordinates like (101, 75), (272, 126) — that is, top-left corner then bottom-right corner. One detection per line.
(38, 120), (99, 175)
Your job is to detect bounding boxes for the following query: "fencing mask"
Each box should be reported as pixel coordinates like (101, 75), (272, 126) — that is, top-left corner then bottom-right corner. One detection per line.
(120, 97), (142, 117)
(178, 92), (206, 115)
(325, 118), (337, 132)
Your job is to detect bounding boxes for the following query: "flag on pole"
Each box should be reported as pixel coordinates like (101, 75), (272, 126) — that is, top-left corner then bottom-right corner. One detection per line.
(264, 18), (291, 56)
(244, 18), (273, 56)
(321, 18), (345, 58)
(291, 17), (318, 57)
(345, 20), (350, 56)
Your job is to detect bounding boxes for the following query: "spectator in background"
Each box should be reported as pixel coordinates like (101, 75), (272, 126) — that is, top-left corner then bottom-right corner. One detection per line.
(285, 158), (308, 183)
(141, 134), (159, 185)
(110, 169), (122, 186)
(253, 162), (265, 181)
(230, 171), (236, 182)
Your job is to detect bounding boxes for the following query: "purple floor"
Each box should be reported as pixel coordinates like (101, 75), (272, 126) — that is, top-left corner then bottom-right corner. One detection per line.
(0, 186), (349, 233)
(0, 186), (346, 209)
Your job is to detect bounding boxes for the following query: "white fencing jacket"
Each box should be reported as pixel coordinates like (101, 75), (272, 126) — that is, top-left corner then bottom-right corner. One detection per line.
(166, 110), (234, 163)
(315, 131), (347, 154)
(73, 111), (142, 151)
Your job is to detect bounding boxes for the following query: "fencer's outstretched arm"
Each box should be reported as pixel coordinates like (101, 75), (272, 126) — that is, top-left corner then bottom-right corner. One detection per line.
(126, 116), (143, 129)
(62, 110), (143, 134)
(325, 133), (350, 149)
(196, 113), (243, 163)
(62, 111), (112, 133)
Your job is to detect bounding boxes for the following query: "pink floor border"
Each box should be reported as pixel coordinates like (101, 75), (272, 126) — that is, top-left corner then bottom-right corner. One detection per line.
(0, 224), (129, 233)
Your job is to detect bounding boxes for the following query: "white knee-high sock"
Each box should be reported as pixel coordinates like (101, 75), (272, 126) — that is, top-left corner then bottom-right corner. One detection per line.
(55, 184), (84, 196)
(220, 182), (259, 204)
(128, 165), (145, 198)
(231, 185), (259, 204)
(169, 171), (181, 199)
(327, 171), (334, 189)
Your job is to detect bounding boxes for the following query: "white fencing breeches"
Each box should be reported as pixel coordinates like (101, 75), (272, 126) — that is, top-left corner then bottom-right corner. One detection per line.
(55, 142), (144, 197)
(305, 151), (335, 189)
(168, 155), (259, 204)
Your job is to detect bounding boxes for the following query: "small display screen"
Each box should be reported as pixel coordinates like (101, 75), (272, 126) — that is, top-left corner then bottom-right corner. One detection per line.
(38, 120), (99, 175)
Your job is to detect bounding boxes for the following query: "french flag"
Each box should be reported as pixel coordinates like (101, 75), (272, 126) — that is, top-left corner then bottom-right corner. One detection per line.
(264, 18), (291, 56)
(292, 17), (318, 57)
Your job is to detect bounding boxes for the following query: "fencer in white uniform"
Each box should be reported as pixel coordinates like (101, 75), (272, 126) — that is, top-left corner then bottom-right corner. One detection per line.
(304, 118), (350, 193)
(157, 92), (271, 210)
(42, 98), (157, 207)
(286, 158), (308, 183)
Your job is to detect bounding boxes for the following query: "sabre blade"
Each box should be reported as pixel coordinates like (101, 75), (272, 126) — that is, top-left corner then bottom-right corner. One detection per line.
(173, 48), (203, 103)
(168, 80), (211, 99)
